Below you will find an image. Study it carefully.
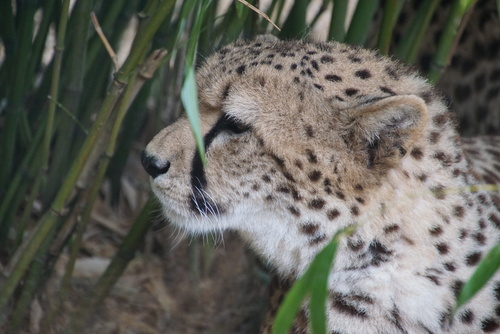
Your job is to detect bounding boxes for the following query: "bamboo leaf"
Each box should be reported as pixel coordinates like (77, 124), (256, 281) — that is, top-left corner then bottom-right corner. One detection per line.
(455, 243), (500, 311)
(309, 240), (339, 334)
(181, 67), (205, 164)
(272, 226), (356, 334)
(272, 272), (312, 334)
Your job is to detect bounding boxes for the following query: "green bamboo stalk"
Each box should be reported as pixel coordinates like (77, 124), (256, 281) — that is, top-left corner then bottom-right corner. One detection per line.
(279, 0), (309, 39)
(0, 1), (38, 190)
(7, 228), (57, 334)
(26, 0), (56, 100)
(377, 0), (402, 55)
(428, 0), (477, 83)
(0, 125), (44, 250)
(328, 0), (348, 42)
(0, 0), (176, 311)
(64, 198), (156, 334)
(43, 0), (94, 203)
(310, 0), (330, 29)
(0, 0), (15, 101)
(344, 0), (380, 45)
(395, 0), (440, 63)
(40, 48), (166, 330)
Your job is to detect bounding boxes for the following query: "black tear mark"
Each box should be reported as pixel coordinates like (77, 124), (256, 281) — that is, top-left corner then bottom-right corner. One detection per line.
(190, 114), (245, 214)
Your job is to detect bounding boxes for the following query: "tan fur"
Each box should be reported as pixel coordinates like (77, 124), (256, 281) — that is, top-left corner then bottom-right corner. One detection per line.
(143, 36), (500, 333)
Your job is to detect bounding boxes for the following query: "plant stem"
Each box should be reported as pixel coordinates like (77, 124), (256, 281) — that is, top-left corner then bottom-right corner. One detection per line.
(0, 1), (176, 311)
(377, 0), (402, 54)
(428, 0), (477, 83)
(345, 0), (380, 45)
(328, 0), (348, 42)
(395, 0), (440, 63)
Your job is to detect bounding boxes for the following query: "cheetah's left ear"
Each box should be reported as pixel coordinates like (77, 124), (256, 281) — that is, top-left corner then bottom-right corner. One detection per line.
(340, 95), (428, 170)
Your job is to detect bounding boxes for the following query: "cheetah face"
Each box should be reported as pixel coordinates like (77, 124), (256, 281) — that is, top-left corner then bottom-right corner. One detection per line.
(142, 38), (433, 271)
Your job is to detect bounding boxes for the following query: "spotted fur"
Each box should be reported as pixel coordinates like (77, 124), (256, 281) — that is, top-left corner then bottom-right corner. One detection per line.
(143, 36), (500, 333)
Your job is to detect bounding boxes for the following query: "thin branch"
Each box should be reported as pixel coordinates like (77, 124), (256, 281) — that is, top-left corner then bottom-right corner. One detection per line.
(90, 12), (118, 72)
(236, 0), (281, 31)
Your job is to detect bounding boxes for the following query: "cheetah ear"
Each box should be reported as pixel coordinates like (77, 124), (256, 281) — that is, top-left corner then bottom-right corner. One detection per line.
(341, 95), (428, 170)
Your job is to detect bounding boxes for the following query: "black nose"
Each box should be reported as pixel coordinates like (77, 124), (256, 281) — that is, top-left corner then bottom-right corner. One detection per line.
(141, 150), (171, 178)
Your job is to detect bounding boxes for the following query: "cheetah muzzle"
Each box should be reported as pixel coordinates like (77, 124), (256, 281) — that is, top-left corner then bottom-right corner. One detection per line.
(142, 36), (500, 333)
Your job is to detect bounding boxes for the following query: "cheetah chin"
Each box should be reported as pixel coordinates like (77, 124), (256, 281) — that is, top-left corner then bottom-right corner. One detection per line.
(143, 36), (500, 333)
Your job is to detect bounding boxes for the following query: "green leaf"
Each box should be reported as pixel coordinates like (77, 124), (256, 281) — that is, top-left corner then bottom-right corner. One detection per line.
(182, 0), (213, 164)
(328, 0), (348, 42)
(272, 226), (356, 334)
(455, 243), (500, 311)
(235, 0), (246, 18)
(272, 271), (312, 334)
(181, 67), (206, 164)
(309, 240), (339, 334)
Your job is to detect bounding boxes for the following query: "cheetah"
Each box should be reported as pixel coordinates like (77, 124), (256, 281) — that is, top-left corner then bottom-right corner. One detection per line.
(142, 36), (500, 333)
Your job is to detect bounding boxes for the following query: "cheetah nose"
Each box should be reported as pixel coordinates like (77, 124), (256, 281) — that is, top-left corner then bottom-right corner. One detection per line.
(141, 151), (171, 178)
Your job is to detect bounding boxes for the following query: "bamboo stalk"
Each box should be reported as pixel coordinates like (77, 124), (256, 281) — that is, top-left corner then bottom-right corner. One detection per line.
(428, 0), (477, 83)
(0, 0), (176, 311)
(377, 0), (402, 55)
(328, 0), (348, 42)
(43, 0), (94, 203)
(0, 1), (38, 190)
(395, 0), (440, 63)
(345, 0), (380, 45)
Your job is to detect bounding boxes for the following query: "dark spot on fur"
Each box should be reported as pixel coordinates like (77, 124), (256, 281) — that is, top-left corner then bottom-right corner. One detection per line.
(436, 243), (449, 255)
(311, 60), (319, 71)
(348, 55), (362, 63)
(330, 292), (368, 318)
(308, 198), (326, 210)
(473, 232), (486, 245)
(425, 275), (441, 285)
(305, 149), (318, 163)
(489, 213), (500, 229)
(444, 262), (456, 272)
(291, 63), (297, 70)
(310, 234), (327, 245)
(305, 125), (314, 137)
(465, 251), (482, 266)
(453, 206), (465, 218)
(345, 88), (359, 96)
(347, 238), (364, 252)
(429, 131), (441, 143)
(335, 191), (345, 200)
(236, 65), (246, 75)
(274, 64), (283, 70)
(355, 69), (371, 79)
(482, 318), (500, 332)
(411, 147), (424, 160)
(288, 206), (301, 217)
(380, 86), (396, 95)
(383, 224), (399, 234)
(327, 209), (340, 220)
(314, 83), (324, 91)
(325, 74), (342, 82)
(459, 309), (474, 324)
(320, 55), (334, 63)
(308, 170), (322, 182)
(262, 175), (271, 183)
(300, 223), (319, 235)
(368, 239), (393, 266)
(452, 280), (463, 298)
(351, 206), (360, 216)
(429, 226), (443, 236)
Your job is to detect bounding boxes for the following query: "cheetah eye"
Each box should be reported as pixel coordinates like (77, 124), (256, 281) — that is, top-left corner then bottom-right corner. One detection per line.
(221, 114), (251, 134)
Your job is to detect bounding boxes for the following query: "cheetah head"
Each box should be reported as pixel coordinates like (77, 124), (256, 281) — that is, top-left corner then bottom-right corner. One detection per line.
(142, 37), (451, 275)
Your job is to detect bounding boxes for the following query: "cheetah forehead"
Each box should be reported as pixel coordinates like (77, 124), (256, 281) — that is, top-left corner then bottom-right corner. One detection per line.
(196, 37), (436, 119)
